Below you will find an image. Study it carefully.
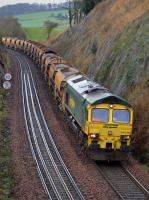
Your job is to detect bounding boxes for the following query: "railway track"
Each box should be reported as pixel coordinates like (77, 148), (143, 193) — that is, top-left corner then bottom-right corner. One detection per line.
(15, 53), (85, 200)
(97, 162), (149, 200)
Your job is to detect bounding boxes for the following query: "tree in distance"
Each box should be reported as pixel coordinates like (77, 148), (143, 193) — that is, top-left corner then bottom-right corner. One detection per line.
(65, 0), (103, 27)
(82, 0), (102, 15)
(0, 17), (26, 38)
(44, 20), (58, 39)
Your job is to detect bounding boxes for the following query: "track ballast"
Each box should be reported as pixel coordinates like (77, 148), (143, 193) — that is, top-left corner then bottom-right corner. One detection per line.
(98, 163), (149, 200)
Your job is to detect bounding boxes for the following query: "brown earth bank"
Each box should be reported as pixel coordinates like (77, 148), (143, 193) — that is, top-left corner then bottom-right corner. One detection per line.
(127, 82), (149, 165)
(8, 51), (47, 200)
(50, 0), (149, 85)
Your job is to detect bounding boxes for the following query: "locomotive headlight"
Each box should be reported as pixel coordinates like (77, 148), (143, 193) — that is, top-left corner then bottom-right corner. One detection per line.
(90, 134), (96, 138)
(109, 105), (113, 108)
(108, 131), (112, 136)
(121, 135), (130, 141)
(90, 133), (99, 139)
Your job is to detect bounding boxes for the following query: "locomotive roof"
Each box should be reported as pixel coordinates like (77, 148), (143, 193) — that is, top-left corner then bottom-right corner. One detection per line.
(67, 75), (131, 107)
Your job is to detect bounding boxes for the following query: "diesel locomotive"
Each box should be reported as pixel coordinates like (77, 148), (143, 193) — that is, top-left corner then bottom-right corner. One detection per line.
(2, 37), (133, 161)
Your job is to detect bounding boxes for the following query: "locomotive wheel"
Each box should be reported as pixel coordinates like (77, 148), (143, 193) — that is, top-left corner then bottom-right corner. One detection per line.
(78, 131), (83, 145)
(78, 131), (87, 147)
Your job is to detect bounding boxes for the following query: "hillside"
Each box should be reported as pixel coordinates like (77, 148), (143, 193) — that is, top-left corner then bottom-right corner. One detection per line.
(50, 0), (149, 93)
(50, 0), (149, 164)
(0, 17), (26, 38)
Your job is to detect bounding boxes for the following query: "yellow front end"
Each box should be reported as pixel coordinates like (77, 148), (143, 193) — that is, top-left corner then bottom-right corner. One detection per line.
(84, 104), (133, 160)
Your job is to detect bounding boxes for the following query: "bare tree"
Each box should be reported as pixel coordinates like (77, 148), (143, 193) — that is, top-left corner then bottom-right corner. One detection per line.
(44, 20), (58, 39)
(68, 0), (74, 27)
(62, 0), (83, 27)
(73, 0), (83, 24)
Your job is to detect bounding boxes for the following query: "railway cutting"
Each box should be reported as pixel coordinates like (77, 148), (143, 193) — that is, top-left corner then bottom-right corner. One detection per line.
(2, 37), (149, 200)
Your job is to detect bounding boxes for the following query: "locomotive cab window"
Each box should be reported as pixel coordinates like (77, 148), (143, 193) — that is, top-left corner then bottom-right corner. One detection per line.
(92, 109), (109, 122)
(113, 109), (130, 123)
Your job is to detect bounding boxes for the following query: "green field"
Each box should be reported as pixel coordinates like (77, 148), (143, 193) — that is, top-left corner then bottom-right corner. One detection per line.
(16, 9), (69, 42)
(23, 27), (67, 41)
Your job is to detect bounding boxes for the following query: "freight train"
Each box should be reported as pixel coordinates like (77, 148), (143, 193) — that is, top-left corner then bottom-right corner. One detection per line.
(1, 37), (133, 161)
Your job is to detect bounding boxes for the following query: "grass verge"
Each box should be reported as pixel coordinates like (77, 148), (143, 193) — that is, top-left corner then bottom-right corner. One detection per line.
(0, 88), (15, 200)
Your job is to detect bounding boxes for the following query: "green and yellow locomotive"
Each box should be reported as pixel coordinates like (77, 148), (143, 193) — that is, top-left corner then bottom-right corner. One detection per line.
(64, 75), (133, 160)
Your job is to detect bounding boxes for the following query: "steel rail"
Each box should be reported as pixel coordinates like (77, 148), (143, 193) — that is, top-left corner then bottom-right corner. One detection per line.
(26, 74), (74, 200)
(24, 74), (62, 200)
(26, 58), (85, 200)
(98, 165), (125, 200)
(17, 56), (52, 199)
(122, 166), (149, 196)
(98, 163), (149, 200)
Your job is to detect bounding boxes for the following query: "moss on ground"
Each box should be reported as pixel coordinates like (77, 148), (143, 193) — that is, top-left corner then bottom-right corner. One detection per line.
(95, 59), (113, 83)
(0, 89), (15, 200)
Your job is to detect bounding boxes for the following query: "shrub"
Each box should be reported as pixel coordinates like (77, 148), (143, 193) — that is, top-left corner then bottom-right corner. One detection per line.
(90, 40), (97, 55)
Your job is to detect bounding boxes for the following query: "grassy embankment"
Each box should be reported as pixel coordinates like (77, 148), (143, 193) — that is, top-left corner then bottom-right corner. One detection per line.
(0, 90), (15, 200)
(0, 51), (15, 200)
(16, 9), (69, 42)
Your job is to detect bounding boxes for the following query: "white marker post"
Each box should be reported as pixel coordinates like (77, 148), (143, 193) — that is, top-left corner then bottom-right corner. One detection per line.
(4, 73), (12, 81)
(3, 81), (11, 90)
